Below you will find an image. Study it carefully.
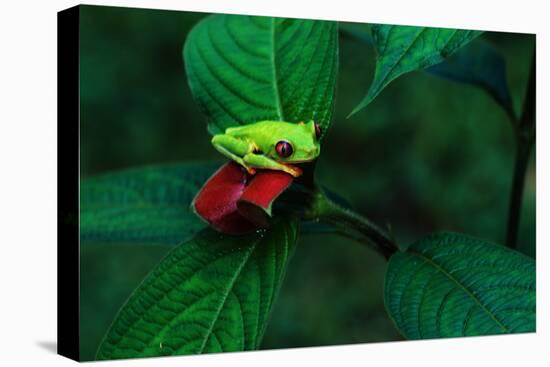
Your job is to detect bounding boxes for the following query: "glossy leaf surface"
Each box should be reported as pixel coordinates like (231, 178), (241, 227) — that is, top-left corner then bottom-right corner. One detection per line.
(184, 14), (338, 138)
(385, 232), (535, 339)
(341, 27), (511, 117)
(81, 163), (218, 244)
(97, 219), (298, 359)
(350, 25), (481, 115)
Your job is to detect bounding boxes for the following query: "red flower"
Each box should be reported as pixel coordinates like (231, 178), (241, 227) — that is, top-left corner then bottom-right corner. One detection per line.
(192, 162), (294, 234)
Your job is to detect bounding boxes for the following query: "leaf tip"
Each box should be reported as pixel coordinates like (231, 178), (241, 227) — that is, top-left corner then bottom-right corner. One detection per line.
(347, 98), (370, 118)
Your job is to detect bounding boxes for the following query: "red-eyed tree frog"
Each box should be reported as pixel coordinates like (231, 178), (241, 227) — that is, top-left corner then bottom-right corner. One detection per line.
(211, 120), (322, 177)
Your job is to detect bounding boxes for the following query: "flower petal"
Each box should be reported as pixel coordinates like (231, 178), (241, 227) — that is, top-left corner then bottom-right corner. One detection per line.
(192, 162), (256, 234)
(193, 162), (295, 234)
(237, 170), (294, 227)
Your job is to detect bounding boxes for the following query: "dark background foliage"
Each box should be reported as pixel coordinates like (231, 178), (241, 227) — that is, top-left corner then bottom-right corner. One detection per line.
(79, 5), (535, 360)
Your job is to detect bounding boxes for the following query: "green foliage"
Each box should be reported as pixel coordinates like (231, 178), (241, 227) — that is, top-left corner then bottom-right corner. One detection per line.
(350, 25), (482, 115)
(384, 232), (535, 339)
(427, 39), (515, 120)
(78, 6), (535, 359)
(81, 163), (218, 244)
(342, 27), (513, 119)
(183, 14), (338, 138)
(96, 219), (298, 359)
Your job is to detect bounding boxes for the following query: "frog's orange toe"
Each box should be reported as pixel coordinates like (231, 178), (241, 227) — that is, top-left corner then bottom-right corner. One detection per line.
(285, 164), (302, 177)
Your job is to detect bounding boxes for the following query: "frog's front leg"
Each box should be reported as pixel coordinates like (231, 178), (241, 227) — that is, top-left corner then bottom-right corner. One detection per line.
(211, 134), (257, 175)
(243, 153), (303, 177)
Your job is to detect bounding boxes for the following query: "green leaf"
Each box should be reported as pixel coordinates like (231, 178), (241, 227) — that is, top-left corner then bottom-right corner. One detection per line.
(340, 27), (511, 116)
(81, 163), (219, 245)
(183, 15), (338, 138)
(384, 232), (535, 339)
(350, 25), (482, 115)
(96, 218), (298, 360)
(427, 39), (515, 120)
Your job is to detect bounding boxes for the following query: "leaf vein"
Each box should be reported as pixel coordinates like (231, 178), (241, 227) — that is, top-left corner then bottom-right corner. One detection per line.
(409, 249), (510, 333)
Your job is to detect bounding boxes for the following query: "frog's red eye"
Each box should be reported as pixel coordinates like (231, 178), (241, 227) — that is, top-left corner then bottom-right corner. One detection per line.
(314, 123), (322, 139)
(275, 140), (293, 158)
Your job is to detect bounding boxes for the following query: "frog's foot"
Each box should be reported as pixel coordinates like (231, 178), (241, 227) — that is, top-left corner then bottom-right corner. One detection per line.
(243, 153), (302, 177)
(282, 163), (303, 177)
(246, 166), (257, 176)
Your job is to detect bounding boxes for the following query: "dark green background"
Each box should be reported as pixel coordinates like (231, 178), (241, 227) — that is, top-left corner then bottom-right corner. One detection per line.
(79, 5), (536, 360)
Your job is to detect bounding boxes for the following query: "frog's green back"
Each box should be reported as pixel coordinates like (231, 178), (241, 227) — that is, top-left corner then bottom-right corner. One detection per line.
(225, 120), (319, 161)
(225, 120), (315, 139)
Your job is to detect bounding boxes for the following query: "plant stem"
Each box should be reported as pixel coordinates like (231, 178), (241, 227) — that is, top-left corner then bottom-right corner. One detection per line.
(518, 55), (536, 137)
(308, 190), (398, 260)
(505, 53), (535, 249)
(505, 140), (532, 249)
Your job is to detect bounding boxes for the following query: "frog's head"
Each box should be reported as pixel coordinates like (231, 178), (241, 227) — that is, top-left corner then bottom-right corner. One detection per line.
(268, 120), (321, 163)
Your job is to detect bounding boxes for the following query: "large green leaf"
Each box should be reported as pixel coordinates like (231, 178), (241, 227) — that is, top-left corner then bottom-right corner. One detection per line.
(340, 27), (513, 118)
(384, 232), (535, 339)
(96, 218), (298, 360)
(81, 163), (219, 245)
(350, 24), (482, 115)
(427, 39), (515, 120)
(183, 15), (338, 138)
